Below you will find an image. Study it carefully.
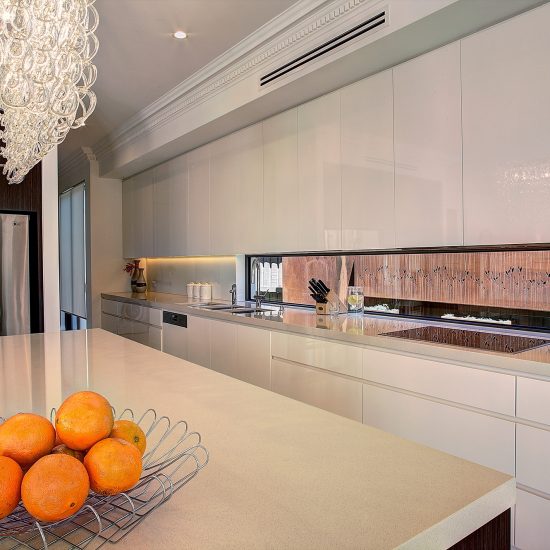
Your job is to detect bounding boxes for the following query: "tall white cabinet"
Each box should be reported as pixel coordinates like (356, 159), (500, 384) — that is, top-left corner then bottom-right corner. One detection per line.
(262, 109), (299, 252)
(122, 168), (155, 258)
(210, 124), (263, 255)
(187, 144), (211, 256)
(297, 92), (342, 251)
(461, 4), (550, 245)
(393, 42), (463, 247)
(154, 155), (188, 257)
(341, 70), (395, 250)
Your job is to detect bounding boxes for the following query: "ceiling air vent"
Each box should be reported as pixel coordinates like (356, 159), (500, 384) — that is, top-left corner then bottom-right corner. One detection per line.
(260, 9), (387, 87)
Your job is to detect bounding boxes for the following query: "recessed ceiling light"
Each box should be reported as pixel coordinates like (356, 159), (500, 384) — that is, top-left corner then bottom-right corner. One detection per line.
(173, 31), (187, 40)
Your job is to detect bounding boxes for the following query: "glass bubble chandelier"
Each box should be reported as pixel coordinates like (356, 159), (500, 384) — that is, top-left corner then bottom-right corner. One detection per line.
(0, 0), (99, 184)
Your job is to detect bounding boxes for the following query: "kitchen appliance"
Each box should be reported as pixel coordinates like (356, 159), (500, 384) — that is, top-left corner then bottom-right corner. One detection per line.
(162, 311), (188, 359)
(381, 326), (549, 354)
(0, 213), (31, 336)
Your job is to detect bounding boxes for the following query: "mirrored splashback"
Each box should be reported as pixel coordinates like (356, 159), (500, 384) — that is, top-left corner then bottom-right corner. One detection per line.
(247, 246), (550, 332)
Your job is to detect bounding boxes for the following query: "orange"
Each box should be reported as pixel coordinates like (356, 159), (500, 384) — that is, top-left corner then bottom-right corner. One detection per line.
(84, 438), (142, 495)
(21, 454), (89, 523)
(55, 391), (114, 451)
(0, 456), (23, 519)
(51, 444), (86, 462)
(0, 413), (56, 467)
(110, 420), (147, 455)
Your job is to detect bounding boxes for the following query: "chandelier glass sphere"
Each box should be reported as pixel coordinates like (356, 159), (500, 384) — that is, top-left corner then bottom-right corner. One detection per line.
(0, 0), (99, 184)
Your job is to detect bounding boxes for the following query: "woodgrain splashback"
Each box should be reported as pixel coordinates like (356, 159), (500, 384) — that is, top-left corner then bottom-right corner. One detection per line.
(282, 250), (550, 311)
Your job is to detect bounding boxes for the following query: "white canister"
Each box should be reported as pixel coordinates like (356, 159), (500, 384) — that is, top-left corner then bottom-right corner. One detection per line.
(200, 283), (212, 301)
(186, 282), (196, 298)
(192, 283), (201, 298)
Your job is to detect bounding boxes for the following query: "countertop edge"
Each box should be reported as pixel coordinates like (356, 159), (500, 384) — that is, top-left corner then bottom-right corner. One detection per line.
(101, 292), (550, 379)
(398, 478), (515, 549)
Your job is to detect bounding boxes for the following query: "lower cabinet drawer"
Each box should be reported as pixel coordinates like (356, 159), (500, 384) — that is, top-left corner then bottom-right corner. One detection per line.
(121, 303), (162, 327)
(515, 489), (550, 550)
(516, 424), (550, 495)
(101, 313), (118, 334)
(118, 319), (161, 351)
(271, 358), (363, 422)
(363, 384), (515, 475)
(101, 299), (121, 317)
(517, 377), (550, 425)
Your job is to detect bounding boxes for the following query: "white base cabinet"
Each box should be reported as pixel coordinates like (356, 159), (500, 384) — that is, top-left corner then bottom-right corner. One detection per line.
(271, 357), (362, 422)
(362, 384), (515, 475)
(101, 299), (162, 350)
(515, 490), (550, 550)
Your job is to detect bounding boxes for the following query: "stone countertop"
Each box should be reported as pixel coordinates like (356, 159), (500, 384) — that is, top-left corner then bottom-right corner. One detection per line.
(102, 291), (550, 378)
(0, 329), (514, 549)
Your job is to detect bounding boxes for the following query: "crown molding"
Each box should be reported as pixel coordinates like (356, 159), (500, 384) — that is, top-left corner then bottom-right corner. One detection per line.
(91, 0), (381, 166)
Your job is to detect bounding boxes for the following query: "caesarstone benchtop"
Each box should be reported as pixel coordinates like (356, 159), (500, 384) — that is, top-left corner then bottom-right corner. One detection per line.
(1, 329), (514, 549)
(102, 291), (550, 379)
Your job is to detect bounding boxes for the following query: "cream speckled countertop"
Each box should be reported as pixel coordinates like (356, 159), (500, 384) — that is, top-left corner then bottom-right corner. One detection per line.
(0, 329), (514, 549)
(102, 291), (550, 378)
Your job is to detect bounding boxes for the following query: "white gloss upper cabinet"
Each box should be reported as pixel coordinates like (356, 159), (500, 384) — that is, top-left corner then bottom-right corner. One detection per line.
(393, 43), (463, 247)
(341, 70), (395, 250)
(122, 168), (155, 258)
(153, 155), (188, 257)
(461, 4), (550, 245)
(236, 123), (263, 254)
(297, 92), (342, 251)
(262, 109), (299, 252)
(187, 144), (211, 256)
(210, 132), (240, 255)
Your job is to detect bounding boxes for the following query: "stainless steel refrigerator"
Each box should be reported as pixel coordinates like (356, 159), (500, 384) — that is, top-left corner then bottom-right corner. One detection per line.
(0, 213), (30, 335)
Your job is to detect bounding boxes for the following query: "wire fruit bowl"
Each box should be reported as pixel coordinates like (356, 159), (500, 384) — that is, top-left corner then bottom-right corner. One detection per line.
(0, 408), (209, 549)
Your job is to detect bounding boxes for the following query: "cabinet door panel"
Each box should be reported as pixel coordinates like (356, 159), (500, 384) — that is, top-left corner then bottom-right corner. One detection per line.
(210, 134), (239, 255)
(515, 489), (550, 550)
(101, 313), (118, 334)
(341, 70), (395, 250)
(187, 145), (210, 255)
(154, 155), (188, 257)
(236, 325), (270, 390)
(363, 384), (514, 475)
(271, 358), (362, 422)
(210, 320), (237, 377)
(517, 424), (550, 495)
(362, 348), (515, 415)
(517, 377), (550, 425)
(394, 43), (463, 247)
(462, 4), (550, 245)
(262, 109), (299, 252)
(297, 92), (341, 251)
(238, 124), (263, 254)
(272, 332), (361, 378)
(134, 169), (155, 257)
(187, 315), (211, 368)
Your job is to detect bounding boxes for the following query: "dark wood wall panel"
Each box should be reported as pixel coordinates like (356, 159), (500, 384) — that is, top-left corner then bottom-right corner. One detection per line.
(0, 163), (44, 332)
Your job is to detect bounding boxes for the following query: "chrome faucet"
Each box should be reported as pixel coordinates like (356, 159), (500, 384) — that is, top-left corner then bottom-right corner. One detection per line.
(229, 283), (237, 306)
(251, 258), (267, 309)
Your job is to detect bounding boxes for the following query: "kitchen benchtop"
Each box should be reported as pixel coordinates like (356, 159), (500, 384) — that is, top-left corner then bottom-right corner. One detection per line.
(102, 291), (550, 378)
(0, 329), (514, 549)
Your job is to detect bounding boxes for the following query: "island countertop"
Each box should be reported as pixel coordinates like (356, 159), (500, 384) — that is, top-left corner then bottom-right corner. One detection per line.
(0, 329), (514, 549)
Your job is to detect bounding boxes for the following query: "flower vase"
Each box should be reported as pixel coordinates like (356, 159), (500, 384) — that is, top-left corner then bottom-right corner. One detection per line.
(130, 260), (141, 292)
(135, 268), (147, 293)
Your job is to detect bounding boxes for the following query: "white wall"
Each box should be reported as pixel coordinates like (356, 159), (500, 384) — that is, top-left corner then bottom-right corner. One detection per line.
(88, 154), (127, 327)
(42, 148), (61, 332)
(146, 256), (236, 299)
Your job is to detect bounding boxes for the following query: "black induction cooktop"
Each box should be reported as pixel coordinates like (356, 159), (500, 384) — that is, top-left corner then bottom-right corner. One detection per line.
(381, 326), (550, 354)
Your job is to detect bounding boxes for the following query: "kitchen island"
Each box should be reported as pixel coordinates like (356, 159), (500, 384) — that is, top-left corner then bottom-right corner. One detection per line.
(0, 329), (514, 549)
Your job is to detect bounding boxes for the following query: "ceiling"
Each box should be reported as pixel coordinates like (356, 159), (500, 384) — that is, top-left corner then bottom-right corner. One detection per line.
(59, 0), (299, 164)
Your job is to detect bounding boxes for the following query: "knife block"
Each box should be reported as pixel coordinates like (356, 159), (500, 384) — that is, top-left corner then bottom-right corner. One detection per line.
(315, 292), (347, 315)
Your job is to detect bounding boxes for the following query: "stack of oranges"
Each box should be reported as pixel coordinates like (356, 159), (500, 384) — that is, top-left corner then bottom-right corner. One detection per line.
(0, 391), (146, 523)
